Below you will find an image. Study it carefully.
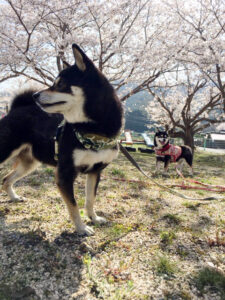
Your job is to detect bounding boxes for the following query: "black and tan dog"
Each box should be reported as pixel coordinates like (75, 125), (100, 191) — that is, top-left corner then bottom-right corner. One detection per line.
(1, 44), (123, 235)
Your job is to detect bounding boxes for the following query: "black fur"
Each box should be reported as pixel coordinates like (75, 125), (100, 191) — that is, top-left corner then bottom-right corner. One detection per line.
(1, 44), (123, 235)
(179, 146), (193, 166)
(0, 91), (63, 166)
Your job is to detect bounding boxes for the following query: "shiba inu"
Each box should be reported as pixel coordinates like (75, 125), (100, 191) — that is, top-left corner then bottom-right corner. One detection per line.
(154, 130), (193, 175)
(1, 44), (123, 235)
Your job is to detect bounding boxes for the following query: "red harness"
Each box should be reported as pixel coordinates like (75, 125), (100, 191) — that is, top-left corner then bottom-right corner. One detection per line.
(155, 144), (182, 162)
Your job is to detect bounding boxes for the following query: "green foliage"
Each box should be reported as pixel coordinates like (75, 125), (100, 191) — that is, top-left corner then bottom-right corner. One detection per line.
(111, 168), (126, 178)
(155, 255), (177, 276)
(44, 167), (55, 176)
(160, 231), (176, 245)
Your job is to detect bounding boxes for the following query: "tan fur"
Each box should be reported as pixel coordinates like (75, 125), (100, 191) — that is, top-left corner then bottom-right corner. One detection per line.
(2, 146), (40, 201)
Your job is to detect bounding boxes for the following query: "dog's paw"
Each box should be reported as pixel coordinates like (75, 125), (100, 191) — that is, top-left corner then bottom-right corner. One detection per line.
(9, 196), (26, 203)
(77, 225), (95, 236)
(91, 215), (107, 224)
(152, 172), (159, 177)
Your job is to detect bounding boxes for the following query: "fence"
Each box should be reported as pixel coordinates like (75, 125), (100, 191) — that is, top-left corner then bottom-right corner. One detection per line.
(194, 136), (225, 149)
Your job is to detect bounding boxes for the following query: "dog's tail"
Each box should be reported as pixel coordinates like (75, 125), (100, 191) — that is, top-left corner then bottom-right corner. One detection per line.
(10, 90), (37, 112)
(0, 90), (36, 164)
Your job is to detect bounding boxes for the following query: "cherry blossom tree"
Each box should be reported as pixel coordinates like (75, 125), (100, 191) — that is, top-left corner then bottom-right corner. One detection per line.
(146, 67), (224, 149)
(0, 0), (89, 85)
(0, 0), (173, 100)
(160, 0), (225, 111)
(1, 0), (224, 137)
(144, 0), (225, 148)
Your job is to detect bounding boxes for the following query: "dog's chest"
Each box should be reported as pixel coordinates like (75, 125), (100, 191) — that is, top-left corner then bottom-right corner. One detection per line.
(155, 145), (182, 162)
(73, 148), (118, 171)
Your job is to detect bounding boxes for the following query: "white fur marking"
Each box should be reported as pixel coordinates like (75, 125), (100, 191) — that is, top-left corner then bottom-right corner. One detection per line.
(64, 86), (91, 123)
(73, 148), (118, 170)
(38, 86), (91, 123)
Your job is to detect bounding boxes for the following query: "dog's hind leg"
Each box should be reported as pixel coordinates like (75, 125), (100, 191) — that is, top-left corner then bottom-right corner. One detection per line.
(177, 158), (185, 172)
(2, 147), (40, 201)
(56, 167), (95, 236)
(185, 157), (194, 176)
(85, 172), (107, 224)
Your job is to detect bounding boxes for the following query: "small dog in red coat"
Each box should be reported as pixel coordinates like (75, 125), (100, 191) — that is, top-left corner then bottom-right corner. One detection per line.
(154, 130), (193, 175)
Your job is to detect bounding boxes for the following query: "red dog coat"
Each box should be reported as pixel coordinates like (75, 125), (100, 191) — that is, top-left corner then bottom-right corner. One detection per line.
(155, 144), (182, 162)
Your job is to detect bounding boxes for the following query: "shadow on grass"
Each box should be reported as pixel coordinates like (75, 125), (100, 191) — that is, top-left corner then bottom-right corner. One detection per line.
(0, 212), (87, 300)
(193, 267), (225, 299)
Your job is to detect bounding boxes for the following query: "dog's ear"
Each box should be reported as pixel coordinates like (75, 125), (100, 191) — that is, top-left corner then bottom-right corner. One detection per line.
(72, 44), (86, 71)
(62, 60), (71, 70)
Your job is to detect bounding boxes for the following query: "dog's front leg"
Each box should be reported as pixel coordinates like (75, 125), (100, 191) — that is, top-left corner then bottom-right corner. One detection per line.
(85, 172), (107, 224)
(56, 167), (94, 236)
(164, 156), (170, 172)
(156, 160), (160, 173)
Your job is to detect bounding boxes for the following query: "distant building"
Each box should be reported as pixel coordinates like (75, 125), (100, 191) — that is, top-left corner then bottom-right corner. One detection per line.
(216, 122), (225, 133)
(204, 132), (225, 149)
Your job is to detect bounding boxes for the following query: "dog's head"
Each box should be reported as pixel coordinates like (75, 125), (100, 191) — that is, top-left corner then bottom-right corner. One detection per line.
(154, 130), (169, 148)
(33, 44), (116, 124)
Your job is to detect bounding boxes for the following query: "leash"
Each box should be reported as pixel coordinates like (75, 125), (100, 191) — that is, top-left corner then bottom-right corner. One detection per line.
(119, 143), (223, 201)
(175, 168), (225, 192)
(53, 121), (223, 201)
(102, 176), (225, 192)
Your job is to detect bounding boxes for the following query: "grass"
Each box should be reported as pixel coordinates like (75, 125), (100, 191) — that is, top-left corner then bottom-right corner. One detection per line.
(193, 267), (225, 298)
(154, 255), (178, 276)
(0, 150), (224, 299)
(111, 168), (126, 178)
(195, 152), (225, 168)
(160, 230), (176, 245)
(162, 213), (182, 225)
(183, 201), (201, 210)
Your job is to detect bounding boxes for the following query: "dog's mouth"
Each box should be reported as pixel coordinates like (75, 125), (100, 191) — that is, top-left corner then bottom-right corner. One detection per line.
(39, 101), (66, 108)
(159, 139), (166, 145)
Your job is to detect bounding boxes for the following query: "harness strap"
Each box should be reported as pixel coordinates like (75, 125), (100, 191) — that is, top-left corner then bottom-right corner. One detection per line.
(119, 143), (219, 201)
(54, 120), (118, 160)
(54, 120), (66, 161)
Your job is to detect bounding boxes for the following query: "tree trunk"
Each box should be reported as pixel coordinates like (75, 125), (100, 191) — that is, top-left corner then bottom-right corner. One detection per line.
(183, 130), (194, 152)
(169, 128), (195, 152)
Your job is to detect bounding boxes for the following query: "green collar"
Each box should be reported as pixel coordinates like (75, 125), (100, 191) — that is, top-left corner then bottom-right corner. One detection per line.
(74, 130), (118, 150)
(54, 120), (119, 161)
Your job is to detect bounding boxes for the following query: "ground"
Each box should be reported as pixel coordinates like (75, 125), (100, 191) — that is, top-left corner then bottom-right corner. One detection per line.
(0, 150), (225, 300)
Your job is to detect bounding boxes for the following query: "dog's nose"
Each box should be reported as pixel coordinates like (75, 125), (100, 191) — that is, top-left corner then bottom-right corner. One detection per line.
(33, 92), (40, 100)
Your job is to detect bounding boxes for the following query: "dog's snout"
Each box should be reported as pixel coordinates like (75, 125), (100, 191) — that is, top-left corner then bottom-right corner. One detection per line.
(33, 92), (40, 100)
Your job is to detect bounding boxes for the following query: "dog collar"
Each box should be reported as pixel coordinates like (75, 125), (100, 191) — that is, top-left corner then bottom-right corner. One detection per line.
(54, 120), (119, 161)
(156, 143), (170, 153)
(74, 130), (118, 150)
